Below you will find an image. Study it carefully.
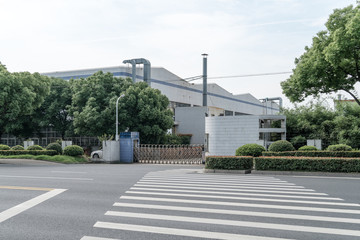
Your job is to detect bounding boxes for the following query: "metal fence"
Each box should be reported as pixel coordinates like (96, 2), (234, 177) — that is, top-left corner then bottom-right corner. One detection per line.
(134, 144), (204, 164)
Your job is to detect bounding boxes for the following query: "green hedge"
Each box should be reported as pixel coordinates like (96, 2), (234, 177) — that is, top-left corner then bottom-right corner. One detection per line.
(205, 156), (253, 170)
(263, 151), (360, 158)
(254, 157), (360, 173)
(0, 150), (57, 156)
(235, 144), (265, 157)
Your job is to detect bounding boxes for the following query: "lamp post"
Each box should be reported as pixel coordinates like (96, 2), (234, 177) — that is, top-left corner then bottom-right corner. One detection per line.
(116, 94), (125, 141)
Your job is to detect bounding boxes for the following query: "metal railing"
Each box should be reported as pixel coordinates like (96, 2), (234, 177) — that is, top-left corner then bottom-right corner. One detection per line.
(134, 144), (204, 164)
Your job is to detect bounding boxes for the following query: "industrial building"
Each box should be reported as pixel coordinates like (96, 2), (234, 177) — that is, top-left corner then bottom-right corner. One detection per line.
(43, 62), (285, 155)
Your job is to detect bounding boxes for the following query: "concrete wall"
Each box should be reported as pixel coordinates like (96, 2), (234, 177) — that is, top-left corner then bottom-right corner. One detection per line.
(174, 107), (207, 144)
(205, 115), (261, 156)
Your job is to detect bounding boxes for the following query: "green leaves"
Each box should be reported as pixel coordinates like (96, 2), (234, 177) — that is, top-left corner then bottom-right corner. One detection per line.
(0, 63), (50, 137)
(281, 5), (360, 105)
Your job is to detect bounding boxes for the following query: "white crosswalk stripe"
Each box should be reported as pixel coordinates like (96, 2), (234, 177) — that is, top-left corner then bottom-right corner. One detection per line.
(82, 169), (360, 240)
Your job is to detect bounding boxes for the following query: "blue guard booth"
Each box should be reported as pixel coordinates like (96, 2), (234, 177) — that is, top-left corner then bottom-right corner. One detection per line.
(119, 132), (140, 163)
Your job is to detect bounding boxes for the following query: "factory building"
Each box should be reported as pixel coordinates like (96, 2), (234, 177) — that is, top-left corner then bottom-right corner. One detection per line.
(43, 64), (285, 155)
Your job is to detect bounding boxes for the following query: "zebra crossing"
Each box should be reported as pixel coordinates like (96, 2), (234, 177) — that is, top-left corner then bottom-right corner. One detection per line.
(82, 169), (360, 240)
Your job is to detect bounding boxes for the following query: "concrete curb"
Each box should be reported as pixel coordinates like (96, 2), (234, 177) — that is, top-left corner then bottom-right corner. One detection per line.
(204, 169), (251, 174)
(251, 170), (360, 177)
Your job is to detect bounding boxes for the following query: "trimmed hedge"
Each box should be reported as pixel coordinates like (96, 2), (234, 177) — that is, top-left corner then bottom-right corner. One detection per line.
(205, 156), (253, 170)
(255, 156), (360, 173)
(11, 145), (25, 150)
(63, 145), (84, 156)
(268, 140), (295, 152)
(298, 146), (318, 151)
(326, 144), (352, 151)
(27, 145), (44, 150)
(46, 143), (62, 155)
(0, 150), (57, 156)
(235, 144), (265, 157)
(0, 144), (10, 150)
(263, 151), (360, 158)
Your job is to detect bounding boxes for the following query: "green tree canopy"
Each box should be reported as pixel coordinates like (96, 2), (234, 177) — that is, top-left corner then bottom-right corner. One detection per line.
(69, 71), (132, 136)
(117, 82), (174, 144)
(281, 5), (360, 105)
(282, 99), (360, 149)
(0, 63), (50, 139)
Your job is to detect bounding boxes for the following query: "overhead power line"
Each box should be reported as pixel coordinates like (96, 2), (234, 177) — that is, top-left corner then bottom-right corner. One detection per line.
(206, 71), (292, 80)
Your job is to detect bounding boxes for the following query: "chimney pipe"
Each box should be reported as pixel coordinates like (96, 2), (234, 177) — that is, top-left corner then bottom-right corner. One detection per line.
(202, 53), (208, 106)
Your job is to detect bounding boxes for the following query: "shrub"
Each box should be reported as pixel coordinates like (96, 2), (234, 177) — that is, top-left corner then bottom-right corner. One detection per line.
(236, 144), (265, 157)
(326, 144), (352, 151)
(205, 156), (253, 170)
(263, 151), (360, 158)
(0, 150), (57, 156)
(46, 142), (62, 155)
(11, 145), (25, 150)
(298, 146), (318, 151)
(268, 140), (295, 152)
(290, 136), (306, 150)
(255, 156), (360, 173)
(63, 145), (84, 156)
(27, 145), (43, 150)
(0, 144), (10, 150)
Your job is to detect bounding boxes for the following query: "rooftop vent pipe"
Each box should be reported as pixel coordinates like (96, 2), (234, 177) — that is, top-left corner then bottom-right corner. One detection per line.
(123, 58), (151, 85)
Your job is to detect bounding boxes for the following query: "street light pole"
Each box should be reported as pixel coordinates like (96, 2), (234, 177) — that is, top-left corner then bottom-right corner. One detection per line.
(116, 94), (125, 141)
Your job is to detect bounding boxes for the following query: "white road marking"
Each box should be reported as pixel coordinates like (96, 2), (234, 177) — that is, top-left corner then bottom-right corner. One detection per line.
(125, 190), (357, 206)
(139, 179), (305, 188)
(113, 202), (360, 224)
(137, 180), (314, 191)
(51, 171), (87, 174)
(0, 188), (67, 223)
(142, 177), (295, 185)
(291, 176), (360, 180)
(94, 221), (294, 240)
(130, 187), (341, 200)
(120, 196), (360, 214)
(134, 183), (327, 195)
(0, 175), (93, 181)
(105, 211), (360, 237)
(80, 236), (120, 240)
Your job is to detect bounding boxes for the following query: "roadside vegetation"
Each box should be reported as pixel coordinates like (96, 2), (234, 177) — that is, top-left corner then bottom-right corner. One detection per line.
(0, 142), (89, 164)
(207, 140), (360, 173)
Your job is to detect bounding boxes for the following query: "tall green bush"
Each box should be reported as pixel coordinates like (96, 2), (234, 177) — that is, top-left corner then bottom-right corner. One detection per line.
(63, 145), (84, 156)
(268, 140), (295, 152)
(236, 144), (265, 157)
(46, 142), (63, 155)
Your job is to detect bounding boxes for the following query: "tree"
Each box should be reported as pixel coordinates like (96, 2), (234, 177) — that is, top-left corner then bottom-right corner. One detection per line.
(39, 77), (73, 138)
(0, 63), (50, 140)
(69, 71), (132, 136)
(281, 5), (360, 105)
(282, 99), (360, 149)
(117, 82), (174, 144)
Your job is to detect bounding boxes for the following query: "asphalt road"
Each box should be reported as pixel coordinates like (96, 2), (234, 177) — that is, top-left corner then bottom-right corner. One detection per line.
(0, 160), (360, 240)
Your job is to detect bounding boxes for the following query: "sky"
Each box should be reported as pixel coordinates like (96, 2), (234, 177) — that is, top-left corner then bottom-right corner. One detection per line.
(0, 0), (358, 108)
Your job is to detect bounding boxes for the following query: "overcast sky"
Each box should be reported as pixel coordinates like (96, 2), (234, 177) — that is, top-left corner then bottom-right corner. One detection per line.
(0, 0), (357, 107)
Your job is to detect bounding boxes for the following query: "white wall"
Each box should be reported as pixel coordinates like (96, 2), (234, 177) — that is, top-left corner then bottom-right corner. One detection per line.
(205, 115), (261, 156)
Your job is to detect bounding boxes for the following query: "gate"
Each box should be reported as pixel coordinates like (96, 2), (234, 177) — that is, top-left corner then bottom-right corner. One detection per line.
(134, 144), (204, 164)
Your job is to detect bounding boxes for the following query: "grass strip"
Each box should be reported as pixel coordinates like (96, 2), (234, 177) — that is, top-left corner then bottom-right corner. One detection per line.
(0, 154), (89, 164)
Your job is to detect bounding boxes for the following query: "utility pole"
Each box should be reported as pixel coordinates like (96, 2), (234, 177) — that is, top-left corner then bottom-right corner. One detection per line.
(116, 94), (125, 141)
(202, 53), (208, 106)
